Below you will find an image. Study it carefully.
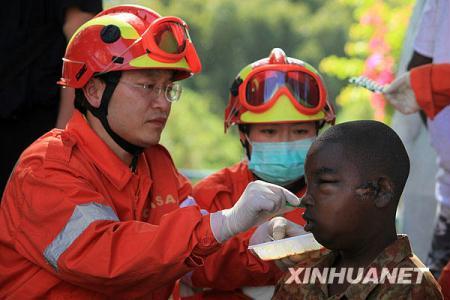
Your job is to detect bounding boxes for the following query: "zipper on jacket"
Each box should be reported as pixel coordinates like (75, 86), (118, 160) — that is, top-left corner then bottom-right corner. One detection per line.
(132, 175), (140, 220)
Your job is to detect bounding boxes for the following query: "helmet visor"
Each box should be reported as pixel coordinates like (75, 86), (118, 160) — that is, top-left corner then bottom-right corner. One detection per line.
(245, 70), (321, 109)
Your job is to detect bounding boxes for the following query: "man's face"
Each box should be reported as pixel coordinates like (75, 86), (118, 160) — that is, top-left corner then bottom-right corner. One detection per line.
(302, 142), (370, 250)
(107, 69), (174, 148)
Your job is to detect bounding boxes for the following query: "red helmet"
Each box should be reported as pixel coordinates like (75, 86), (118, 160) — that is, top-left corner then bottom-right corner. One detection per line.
(224, 48), (335, 132)
(59, 5), (202, 88)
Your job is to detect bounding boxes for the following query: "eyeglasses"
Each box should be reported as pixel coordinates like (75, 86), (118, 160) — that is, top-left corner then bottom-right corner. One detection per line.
(119, 81), (182, 102)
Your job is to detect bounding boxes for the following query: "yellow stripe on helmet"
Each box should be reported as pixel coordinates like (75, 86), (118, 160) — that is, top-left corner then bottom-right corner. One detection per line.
(129, 54), (190, 69)
(239, 64), (254, 81)
(240, 95), (325, 123)
(68, 15), (140, 45)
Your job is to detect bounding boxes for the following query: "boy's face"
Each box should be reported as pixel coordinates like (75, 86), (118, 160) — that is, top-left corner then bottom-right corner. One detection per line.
(302, 142), (372, 249)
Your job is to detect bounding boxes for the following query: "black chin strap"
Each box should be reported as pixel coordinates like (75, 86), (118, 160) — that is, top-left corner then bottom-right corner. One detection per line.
(87, 72), (143, 173)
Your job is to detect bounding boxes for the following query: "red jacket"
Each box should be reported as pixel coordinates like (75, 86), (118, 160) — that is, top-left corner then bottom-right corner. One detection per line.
(0, 111), (221, 299)
(411, 63), (450, 119)
(440, 262), (450, 300)
(187, 162), (306, 299)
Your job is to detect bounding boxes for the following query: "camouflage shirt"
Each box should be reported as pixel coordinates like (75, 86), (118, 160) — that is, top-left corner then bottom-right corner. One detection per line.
(272, 235), (443, 299)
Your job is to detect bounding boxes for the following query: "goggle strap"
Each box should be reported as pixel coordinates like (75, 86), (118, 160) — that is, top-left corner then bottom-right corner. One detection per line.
(98, 36), (143, 75)
(243, 134), (253, 146)
(225, 100), (242, 132)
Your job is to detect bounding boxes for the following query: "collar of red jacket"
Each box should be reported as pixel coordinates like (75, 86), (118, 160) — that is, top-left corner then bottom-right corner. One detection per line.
(65, 110), (139, 190)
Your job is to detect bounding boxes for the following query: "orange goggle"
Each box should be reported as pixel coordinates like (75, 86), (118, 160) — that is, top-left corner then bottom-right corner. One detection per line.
(236, 65), (327, 115)
(96, 16), (199, 75)
(141, 16), (194, 62)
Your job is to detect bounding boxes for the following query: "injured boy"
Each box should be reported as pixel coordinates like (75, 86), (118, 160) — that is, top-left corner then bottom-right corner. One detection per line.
(272, 120), (443, 299)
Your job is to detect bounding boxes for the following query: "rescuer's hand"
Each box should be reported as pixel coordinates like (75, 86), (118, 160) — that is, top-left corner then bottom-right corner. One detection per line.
(210, 181), (300, 243)
(383, 72), (420, 114)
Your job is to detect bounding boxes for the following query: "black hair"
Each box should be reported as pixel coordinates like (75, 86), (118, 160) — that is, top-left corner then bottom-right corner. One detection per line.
(237, 124), (251, 158)
(73, 71), (123, 115)
(315, 120), (410, 201)
(74, 88), (88, 114)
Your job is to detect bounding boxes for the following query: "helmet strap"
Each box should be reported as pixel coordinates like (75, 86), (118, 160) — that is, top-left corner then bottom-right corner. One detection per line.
(87, 72), (144, 173)
(238, 126), (252, 159)
(240, 139), (251, 160)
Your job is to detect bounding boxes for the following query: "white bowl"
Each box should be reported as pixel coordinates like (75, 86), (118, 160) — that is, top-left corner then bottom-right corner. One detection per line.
(248, 233), (323, 261)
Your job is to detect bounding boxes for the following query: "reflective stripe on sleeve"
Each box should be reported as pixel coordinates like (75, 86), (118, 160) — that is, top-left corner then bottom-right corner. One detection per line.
(179, 196), (209, 216)
(44, 202), (119, 270)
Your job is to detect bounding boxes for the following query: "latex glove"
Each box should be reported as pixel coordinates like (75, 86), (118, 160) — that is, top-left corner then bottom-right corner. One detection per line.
(210, 180), (300, 243)
(249, 217), (306, 245)
(383, 72), (420, 114)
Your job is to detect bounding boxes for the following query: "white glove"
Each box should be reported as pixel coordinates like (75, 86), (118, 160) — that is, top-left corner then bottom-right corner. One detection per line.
(249, 217), (306, 245)
(210, 181), (300, 243)
(383, 72), (420, 114)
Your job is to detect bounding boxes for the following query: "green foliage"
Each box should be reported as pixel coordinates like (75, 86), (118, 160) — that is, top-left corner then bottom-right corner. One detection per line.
(160, 87), (242, 170)
(320, 56), (365, 80)
(334, 86), (374, 123)
(320, 0), (414, 123)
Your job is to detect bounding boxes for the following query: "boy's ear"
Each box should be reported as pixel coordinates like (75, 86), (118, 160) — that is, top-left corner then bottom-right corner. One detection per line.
(355, 177), (394, 208)
(373, 177), (395, 208)
(82, 78), (106, 108)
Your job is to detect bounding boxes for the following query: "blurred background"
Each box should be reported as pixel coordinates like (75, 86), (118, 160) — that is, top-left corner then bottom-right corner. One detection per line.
(104, 0), (414, 174)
